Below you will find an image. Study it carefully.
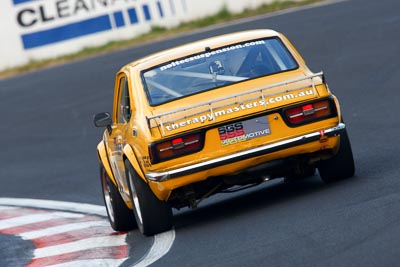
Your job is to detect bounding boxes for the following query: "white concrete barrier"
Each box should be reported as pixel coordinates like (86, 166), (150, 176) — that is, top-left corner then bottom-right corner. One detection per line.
(0, 0), (281, 71)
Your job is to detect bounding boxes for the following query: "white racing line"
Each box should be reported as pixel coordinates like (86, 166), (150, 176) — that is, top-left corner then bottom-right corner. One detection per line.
(0, 198), (175, 267)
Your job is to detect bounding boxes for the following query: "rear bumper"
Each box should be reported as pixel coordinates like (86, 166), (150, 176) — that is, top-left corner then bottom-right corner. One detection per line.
(146, 123), (345, 182)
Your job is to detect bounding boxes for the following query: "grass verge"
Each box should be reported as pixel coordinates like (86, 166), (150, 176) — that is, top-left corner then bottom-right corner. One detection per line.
(0, 0), (322, 79)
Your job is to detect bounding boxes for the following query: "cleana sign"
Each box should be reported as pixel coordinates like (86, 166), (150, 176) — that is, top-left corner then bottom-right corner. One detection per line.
(0, 0), (280, 72)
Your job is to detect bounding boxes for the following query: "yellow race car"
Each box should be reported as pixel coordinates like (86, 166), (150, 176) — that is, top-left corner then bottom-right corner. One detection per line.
(94, 29), (355, 236)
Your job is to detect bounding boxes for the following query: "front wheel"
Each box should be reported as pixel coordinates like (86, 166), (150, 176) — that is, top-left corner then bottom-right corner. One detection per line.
(125, 159), (173, 236)
(100, 164), (136, 231)
(318, 129), (355, 183)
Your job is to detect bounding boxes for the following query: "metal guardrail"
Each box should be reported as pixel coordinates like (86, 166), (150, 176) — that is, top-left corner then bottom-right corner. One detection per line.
(147, 72), (324, 136)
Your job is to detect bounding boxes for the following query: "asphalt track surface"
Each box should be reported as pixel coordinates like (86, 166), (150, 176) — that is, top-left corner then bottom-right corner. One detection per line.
(1, 0), (400, 265)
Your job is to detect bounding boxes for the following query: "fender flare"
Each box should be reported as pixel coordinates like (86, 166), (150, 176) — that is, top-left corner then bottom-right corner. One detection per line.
(97, 141), (117, 186)
(331, 94), (342, 122)
(123, 144), (146, 183)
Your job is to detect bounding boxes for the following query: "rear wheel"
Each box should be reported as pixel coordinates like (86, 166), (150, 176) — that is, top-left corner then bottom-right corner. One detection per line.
(125, 159), (173, 236)
(318, 129), (355, 183)
(100, 164), (136, 231)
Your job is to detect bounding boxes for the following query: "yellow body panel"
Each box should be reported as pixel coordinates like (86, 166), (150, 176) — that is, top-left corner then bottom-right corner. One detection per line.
(97, 141), (116, 185)
(123, 144), (145, 180)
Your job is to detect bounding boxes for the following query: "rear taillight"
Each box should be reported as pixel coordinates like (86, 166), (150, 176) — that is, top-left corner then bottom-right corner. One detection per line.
(149, 132), (204, 163)
(284, 99), (335, 126)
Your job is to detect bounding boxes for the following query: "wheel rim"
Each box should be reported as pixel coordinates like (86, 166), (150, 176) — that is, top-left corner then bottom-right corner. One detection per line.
(128, 170), (143, 225)
(102, 173), (115, 223)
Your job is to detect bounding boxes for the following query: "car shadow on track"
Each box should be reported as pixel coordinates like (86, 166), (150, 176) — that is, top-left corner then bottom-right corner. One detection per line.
(172, 175), (355, 231)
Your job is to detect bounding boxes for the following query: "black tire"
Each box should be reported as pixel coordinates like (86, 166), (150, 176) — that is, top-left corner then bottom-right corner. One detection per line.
(100, 164), (136, 231)
(125, 159), (173, 236)
(318, 129), (355, 183)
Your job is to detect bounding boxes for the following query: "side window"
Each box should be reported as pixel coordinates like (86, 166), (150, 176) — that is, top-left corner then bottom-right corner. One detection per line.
(116, 77), (131, 123)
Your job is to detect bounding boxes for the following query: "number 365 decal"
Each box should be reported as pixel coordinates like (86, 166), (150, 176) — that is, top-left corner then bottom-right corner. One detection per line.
(218, 117), (271, 146)
(218, 123), (245, 140)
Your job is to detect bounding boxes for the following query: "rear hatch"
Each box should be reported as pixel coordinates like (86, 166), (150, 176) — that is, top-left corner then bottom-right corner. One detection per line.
(145, 70), (341, 174)
(147, 71), (325, 137)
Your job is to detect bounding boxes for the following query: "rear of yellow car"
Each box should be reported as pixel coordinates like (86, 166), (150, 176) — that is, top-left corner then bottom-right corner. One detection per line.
(95, 29), (355, 236)
(144, 74), (351, 206)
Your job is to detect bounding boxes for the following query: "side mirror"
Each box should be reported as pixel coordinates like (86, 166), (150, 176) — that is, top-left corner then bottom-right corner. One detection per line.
(93, 112), (112, 128)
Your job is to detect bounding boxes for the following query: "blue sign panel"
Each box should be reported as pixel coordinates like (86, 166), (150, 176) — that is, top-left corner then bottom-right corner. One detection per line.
(21, 15), (112, 49)
(13, 0), (172, 50)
